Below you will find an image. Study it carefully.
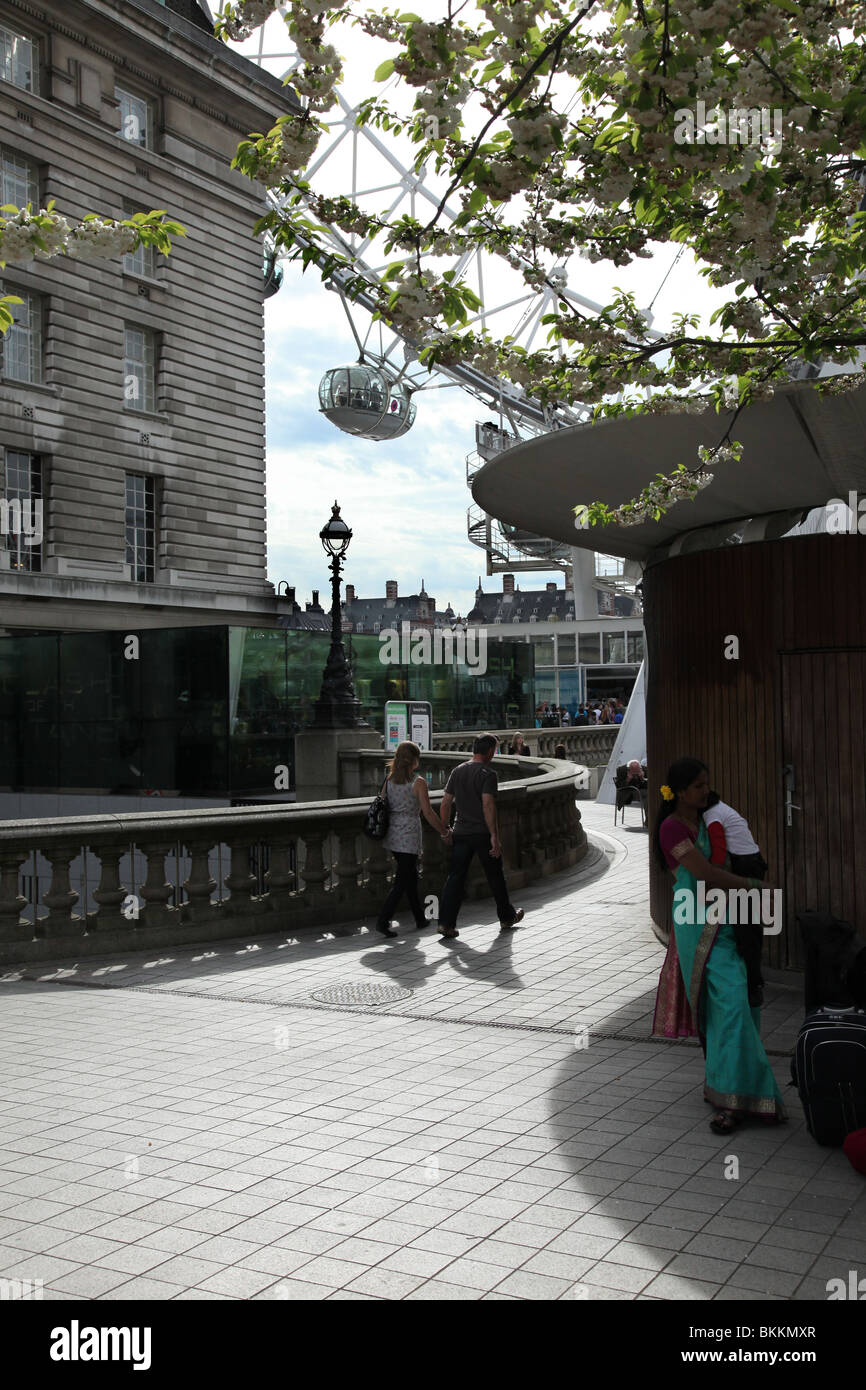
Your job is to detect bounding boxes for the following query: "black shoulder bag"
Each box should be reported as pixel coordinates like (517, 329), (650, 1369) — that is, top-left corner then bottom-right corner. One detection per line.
(362, 777), (390, 840)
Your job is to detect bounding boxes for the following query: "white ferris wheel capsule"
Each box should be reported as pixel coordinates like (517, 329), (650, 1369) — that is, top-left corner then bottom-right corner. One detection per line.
(318, 359), (417, 441)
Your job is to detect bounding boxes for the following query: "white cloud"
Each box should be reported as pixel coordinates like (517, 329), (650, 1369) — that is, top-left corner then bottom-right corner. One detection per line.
(264, 260), (566, 615)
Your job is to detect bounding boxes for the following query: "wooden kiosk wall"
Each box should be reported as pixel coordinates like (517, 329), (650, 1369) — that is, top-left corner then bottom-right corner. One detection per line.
(644, 533), (866, 970)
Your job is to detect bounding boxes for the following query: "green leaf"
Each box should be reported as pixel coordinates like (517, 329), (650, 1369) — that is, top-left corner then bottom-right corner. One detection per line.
(374, 59), (395, 82)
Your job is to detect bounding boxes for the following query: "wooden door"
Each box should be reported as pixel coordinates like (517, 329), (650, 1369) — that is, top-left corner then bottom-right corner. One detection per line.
(780, 651), (866, 967)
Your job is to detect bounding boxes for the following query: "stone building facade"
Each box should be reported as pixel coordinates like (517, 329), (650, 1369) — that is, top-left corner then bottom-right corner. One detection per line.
(0, 0), (293, 633)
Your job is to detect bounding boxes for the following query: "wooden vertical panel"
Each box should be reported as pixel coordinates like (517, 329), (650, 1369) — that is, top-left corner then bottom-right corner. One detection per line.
(829, 655), (845, 919)
(646, 535), (866, 966)
(854, 653), (866, 927)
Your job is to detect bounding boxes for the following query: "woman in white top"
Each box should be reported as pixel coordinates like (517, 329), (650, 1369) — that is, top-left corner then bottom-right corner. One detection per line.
(376, 741), (447, 937)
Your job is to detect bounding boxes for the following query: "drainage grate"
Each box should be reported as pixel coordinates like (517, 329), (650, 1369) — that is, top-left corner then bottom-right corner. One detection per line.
(310, 982), (413, 1007)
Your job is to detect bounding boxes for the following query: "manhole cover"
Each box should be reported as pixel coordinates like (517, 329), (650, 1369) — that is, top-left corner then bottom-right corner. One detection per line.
(310, 982), (413, 1007)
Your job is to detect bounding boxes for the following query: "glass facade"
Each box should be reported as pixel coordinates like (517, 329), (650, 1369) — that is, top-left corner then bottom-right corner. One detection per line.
(531, 634), (555, 666)
(628, 630), (644, 663)
(0, 626), (535, 797)
(578, 632), (601, 664)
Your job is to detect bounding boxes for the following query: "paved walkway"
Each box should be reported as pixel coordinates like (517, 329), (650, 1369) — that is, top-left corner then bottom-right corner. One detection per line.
(1, 802), (864, 1301)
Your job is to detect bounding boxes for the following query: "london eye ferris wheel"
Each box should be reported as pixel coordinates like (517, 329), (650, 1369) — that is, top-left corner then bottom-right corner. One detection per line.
(215, 2), (672, 585)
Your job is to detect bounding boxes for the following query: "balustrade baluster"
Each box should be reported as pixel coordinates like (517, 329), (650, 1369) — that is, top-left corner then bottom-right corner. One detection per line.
(0, 851), (29, 943)
(264, 837), (296, 913)
(182, 842), (217, 922)
(138, 842), (175, 928)
(299, 829), (328, 907)
(91, 843), (130, 931)
(224, 841), (263, 916)
(39, 845), (83, 937)
(365, 837), (391, 902)
(334, 830), (361, 902)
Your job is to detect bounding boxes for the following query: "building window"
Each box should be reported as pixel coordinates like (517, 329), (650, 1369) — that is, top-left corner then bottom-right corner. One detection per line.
(123, 324), (156, 412)
(123, 236), (156, 280)
(1, 146), (39, 208)
(125, 473), (156, 583)
(115, 87), (152, 148)
(3, 450), (43, 572)
(1, 288), (42, 383)
(603, 632), (627, 664)
(532, 634), (556, 666)
(557, 633), (576, 665)
(578, 632), (601, 665)
(1, 25), (38, 94)
(628, 631), (645, 663)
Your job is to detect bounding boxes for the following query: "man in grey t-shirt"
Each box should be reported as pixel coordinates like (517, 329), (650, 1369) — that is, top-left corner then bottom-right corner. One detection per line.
(437, 734), (524, 940)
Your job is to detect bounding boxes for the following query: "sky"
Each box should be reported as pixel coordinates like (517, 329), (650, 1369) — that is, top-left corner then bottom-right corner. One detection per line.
(264, 268), (497, 617)
(228, 4), (725, 616)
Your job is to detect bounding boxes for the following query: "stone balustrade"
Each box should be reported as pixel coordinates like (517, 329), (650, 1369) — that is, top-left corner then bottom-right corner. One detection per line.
(433, 725), (619, 763)
(0, 752), (588, 965)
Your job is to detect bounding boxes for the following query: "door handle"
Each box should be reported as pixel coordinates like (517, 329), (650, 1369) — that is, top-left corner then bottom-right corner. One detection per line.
(783, 763), (800, 827)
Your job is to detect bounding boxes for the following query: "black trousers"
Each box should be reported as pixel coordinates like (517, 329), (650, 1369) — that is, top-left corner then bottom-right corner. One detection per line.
(377, 852), (426, 929)
(439, 834), (516, 929)
(729, 850), (768, 1006)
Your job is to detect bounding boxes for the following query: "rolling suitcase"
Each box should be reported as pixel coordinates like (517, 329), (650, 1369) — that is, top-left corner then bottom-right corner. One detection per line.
(791, 1008), (866, 1146)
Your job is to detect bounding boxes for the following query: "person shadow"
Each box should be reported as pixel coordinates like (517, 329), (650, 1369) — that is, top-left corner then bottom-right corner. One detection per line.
(444, 930), (524, 991)
(360, 925), (525, 993)
(358, 931), (450, 990)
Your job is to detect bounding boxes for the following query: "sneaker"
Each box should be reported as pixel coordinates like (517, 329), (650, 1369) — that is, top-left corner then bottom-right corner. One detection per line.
(500, 909), (525, 931)
(377, 921), (399, 937)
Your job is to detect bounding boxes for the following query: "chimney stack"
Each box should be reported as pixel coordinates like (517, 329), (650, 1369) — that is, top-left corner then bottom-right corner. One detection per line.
(345, 584), (355, 604)
(386, 580), (398, 601)
(546, 581), (557, 593)
(503, 574), (515, 596)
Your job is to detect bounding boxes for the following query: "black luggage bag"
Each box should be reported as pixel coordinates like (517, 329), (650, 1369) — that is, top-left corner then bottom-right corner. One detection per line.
(791, 1008), (866, 1145)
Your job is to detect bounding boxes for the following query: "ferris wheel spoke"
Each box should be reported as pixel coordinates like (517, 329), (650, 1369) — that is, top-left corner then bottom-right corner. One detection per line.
(234, 12), (662, 572)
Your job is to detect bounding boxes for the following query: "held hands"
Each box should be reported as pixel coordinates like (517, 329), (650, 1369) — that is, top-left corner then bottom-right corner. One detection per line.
(489, 836), (502, 859)
(441, 826), (453, 844)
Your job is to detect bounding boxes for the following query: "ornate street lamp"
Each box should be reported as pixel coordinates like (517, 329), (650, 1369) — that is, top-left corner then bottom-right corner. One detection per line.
(312, 501), (364, 728)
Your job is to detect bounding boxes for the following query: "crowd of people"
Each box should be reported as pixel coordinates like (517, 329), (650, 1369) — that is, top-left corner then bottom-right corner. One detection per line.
(535, 698), (626, 727)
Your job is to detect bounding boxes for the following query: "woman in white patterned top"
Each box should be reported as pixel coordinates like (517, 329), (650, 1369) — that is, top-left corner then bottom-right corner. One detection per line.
(376, 741), (448, 937)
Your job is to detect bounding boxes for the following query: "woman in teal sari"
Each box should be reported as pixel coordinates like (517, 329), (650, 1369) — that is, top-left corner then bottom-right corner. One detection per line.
(652, 757), (785, 1135)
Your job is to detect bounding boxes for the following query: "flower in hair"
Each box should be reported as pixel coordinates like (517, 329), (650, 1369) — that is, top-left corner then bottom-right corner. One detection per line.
(660, 784), (675, 801)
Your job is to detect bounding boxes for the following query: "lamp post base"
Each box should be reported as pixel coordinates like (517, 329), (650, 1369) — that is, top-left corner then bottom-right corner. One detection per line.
(295, 726), (382, 803)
